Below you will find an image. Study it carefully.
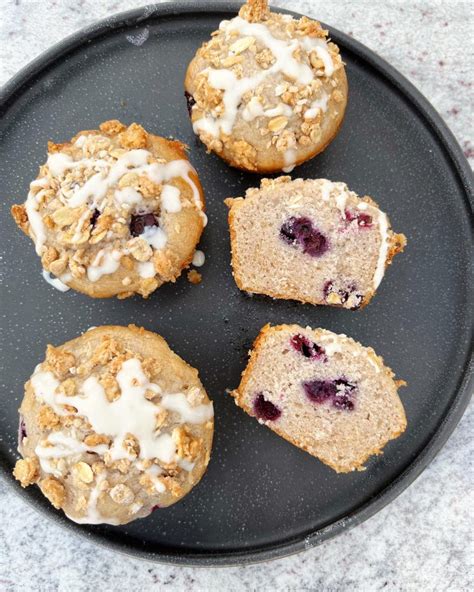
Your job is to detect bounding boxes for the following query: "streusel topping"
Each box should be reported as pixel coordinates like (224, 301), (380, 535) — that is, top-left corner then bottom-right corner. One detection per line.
(188, 0), (344, 171)
(13, 120), (205, 297)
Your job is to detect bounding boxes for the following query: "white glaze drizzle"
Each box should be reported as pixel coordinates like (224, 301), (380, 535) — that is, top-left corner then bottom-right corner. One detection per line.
(334, 190), (348, 217)
(304, 90), (329, 119)
(161, 184), (182, 213)
(50, 150), (200, 212)
(114, 186), (142, 206)
(241, 97), (293, 122)
(30, 356), (213, 525)
(66, 473), (121, 525)
(137, 261), (156, 278)
(42, 270), (71, 292)
(367, 355), (381, 373)
(282, 149), (297, 173)
(192, 250), (205, 267)
(35, 431), (107, 472)
(160, 393), (214, 424)
(193, 16), (334, 138)
(301, 36), (335, 76)
(141, 463), (166, 493)
(316, 334), (342, 356)
(179, 458), (196, 472)
(25, 180), (50, 255)
(319, 179), (333, 201)
(30, 359), (213, 465)
(141, 225), (167, 250)
(72, 209), (93, 243)
(373, 211), (390, 290)
(87, 249), (122, 282)
(27, 144), (203, 261)
(46, 153), (74, 177)
(317, 179), (390, 290)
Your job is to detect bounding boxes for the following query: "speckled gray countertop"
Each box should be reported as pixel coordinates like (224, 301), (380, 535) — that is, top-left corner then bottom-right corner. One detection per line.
(0, 1), (472, 590)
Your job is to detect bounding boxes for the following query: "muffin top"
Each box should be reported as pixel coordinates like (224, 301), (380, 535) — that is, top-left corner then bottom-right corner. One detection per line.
(14, 325), (214, 525)
(185, 0), (346, 171)
(12, 120), (206, 298)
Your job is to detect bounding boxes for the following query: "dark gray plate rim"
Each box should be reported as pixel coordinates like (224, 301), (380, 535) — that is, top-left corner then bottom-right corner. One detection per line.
(0, 1), (473, 567)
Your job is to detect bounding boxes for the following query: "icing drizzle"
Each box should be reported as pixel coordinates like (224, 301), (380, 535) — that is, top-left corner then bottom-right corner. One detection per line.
(316, 179), (391, 290)
(193, 16), (334, 139)
(24, 140), (204, 287)
(31, 356), (213, 524)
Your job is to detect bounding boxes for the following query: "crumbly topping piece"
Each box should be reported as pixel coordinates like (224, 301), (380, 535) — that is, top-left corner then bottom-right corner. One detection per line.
(239, 0), (270, 22)
(40, 476), (66, 508)
(72, 461), (94, 484)
(118, 123), (148, 149)
(172, 426), (202, 461)
(13, 457), (40, 487)
(45, 345), (76, 378)
(187, 269), (202, 284)
(37, 405), (61, 430)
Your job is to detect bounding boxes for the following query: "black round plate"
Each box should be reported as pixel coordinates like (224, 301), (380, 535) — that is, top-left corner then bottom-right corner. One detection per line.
(0, 1), (472, 567)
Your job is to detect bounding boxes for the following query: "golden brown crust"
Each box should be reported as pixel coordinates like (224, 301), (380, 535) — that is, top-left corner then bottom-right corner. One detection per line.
(231, 324), (407, 473)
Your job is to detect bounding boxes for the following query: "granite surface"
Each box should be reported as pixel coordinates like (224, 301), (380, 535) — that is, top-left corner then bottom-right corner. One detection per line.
(0, 1), (472, 590)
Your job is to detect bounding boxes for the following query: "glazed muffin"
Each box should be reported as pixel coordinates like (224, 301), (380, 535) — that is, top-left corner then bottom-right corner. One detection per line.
(13, 325), (214, 525)
(184, 0), (347, 173)
(11, 120), (206, 298)
(225, 176), (406, 309)
(231, 324), (407, 473)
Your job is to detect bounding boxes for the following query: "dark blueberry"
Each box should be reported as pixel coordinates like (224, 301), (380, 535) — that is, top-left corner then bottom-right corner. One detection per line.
(333, 395), (355, 410)
(357, 213), (373, 227)
(280, 216), (328, 257)
(302, 231), (327, 256)
(18, 417), (27, 444)
(324, 280), (349, 304)
(303, 380), (337, 403)
(344, 209), (373, 228)
(151, 505), (160, 512)
(280, 216), (302, 243)
(184, 91), (196, 117)
(90, 209), (100, 228)
(253, 393), (282, 421)
(130, 213), (159, 237)
(350, 293), (364, 310)
(324, 281), (363, 309)
(290, 334), (325, 360)
(304, 378), (357, 410)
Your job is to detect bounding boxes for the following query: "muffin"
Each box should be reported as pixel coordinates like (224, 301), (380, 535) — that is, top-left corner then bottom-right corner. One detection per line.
(13, 325), (214, 525)
(225, 176), (406, 309)
(184, 0), (347, 172)
(11, 120), (206, 298)
(231, 324), (407, 473)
